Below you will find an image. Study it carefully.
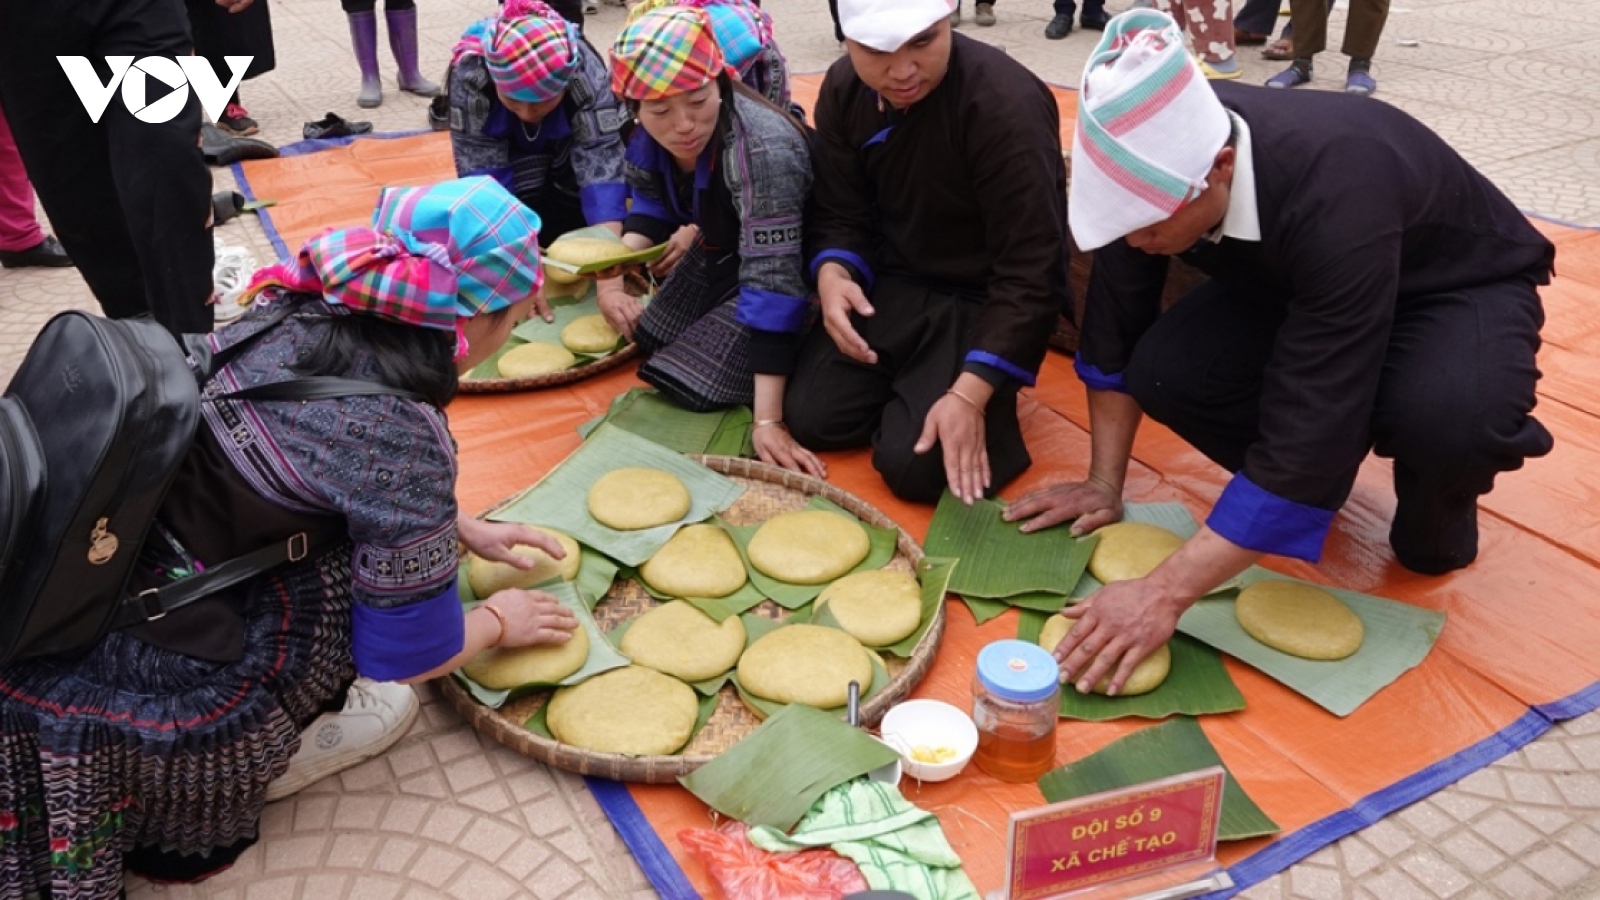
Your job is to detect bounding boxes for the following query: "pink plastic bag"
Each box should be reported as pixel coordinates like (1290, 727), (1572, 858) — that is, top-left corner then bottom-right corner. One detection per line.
(679, 820), (869, 900)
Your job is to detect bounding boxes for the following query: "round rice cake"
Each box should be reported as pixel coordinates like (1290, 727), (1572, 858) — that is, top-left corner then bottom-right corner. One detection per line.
(746, 510), (870, 585)
(547, 236), (626, 268)
(542, 259), (583, 286)
(466, 528), (581, 597)
(462, 625), (590, 689)
(639, 524), (746, 599)
(816, 569), (922, 648)
(561, 314), (620, 354)
(619, 600), (747, 682)
(1037, 614), (1172, 695)
(738, 623), (874, 709)
(587, 468), (690, 530)
(1088, 522), (1186, 583)
(497, 342), (575, 378)
(1235, 579), (1364, 660)
(546, 665), (698, 756)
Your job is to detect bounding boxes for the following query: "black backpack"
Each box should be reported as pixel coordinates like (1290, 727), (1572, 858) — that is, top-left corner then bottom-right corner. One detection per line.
(0, 304), (425, 665)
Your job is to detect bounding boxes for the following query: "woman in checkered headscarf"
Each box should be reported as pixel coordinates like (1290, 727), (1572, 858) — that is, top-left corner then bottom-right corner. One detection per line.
(600, 6), (825, 477)
(446, 0), (630, 246)
(0, 178), (582, 898)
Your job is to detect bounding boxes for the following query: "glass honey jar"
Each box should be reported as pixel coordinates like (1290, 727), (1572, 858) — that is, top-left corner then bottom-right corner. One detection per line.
(972, 640), (1060, 783)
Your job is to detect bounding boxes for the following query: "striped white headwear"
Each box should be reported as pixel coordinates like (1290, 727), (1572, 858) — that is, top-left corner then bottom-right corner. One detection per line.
(1069, 9), (1230, 251)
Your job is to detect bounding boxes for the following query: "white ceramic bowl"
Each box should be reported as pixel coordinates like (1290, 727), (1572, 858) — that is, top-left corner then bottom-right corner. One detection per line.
(879, 699), (979, 783)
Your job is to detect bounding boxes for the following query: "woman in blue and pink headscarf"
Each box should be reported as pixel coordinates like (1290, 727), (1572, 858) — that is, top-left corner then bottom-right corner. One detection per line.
(604, 7), (824, 477)
(0, 177), (577, 898)
(447, 0), (629, 243)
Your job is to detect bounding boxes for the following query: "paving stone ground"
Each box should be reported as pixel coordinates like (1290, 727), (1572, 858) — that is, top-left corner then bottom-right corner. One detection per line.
(3, 0), (1599, 896)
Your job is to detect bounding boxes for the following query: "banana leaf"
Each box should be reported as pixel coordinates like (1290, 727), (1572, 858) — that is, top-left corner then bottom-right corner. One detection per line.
(883, 557), (957, 658)
(543, 225), (667, 275)
(680, 704), (900, 831)
(489, 424), (745, 566)
(1016, 612), (1245, 721)
(1177, 568), (1444, 718)
(452, 580), (630, 709)
(961, 595), (1014, 626)
(578, 388), (755, 458)
(925, 491), (1099, 599)
(1038, 717), (1279, 841)
(467, 284), (619, 380)
(718, 496), (899, 609)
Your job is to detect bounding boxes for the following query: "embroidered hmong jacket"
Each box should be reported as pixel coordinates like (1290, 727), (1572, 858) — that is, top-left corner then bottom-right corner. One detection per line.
(447, 37), (629, 226)
(623, 88), (813, 374)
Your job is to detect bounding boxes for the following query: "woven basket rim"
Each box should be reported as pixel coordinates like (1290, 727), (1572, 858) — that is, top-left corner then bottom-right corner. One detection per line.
(458, 344), (639, 393)
(437, 455), (946, 783)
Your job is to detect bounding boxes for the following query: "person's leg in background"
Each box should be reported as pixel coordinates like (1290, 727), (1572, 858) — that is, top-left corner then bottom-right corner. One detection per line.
(1233, 0), (1281, 43)
(343, 0), (385, 107)
(185, 0), (275, 136)
(1159, 0), (1241, 79)
(1339, 0), (1389, 94)
(1267, 0), (1328, 87)
(0, 105), (72, 270)
(1045, 0), (1078, 39)
(384, 0), (441, 98)
(0, 0), (212, 332)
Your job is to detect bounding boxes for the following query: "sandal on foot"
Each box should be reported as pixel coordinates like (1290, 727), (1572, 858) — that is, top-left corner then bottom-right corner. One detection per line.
(1197, 57), (1243, 80)
(1266, 64), (1312, 88)
(1262, 37), (1295, 60)
(1344, 70), (1378, 95)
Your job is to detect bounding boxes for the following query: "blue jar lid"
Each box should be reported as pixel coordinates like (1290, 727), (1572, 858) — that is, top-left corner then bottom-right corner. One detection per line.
(977, 640), (1059, 703)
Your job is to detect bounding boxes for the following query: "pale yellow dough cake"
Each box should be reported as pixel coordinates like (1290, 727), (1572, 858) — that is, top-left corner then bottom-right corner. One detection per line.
(561, 314), (621, 354)
(497, 342), (575, 378)
(587, 467), (691, 530)
(546, 665), (698, 756)
(466, 528), (581, 597)
(746, 510), (870, 585)
(639, 524), (747, 598)
(1038, 614), (1172, 695)
(1088, 522), (1186, 583)
(1234, 580), (1364, 660)
(738, 623), (874, 709)
(462, 625), (590, 689)
(816, 569), (922, 648)
(547, 236), (627, 268)
(620, 600), (747, 682)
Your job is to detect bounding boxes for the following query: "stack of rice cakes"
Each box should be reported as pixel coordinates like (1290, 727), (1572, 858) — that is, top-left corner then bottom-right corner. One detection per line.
(454, 455), (938, 770)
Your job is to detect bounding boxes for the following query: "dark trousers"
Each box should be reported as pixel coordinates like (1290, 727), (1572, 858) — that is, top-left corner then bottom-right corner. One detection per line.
(1121, 276), (1553, 573)
(1053, 0), (1106, 17)
(1292, 0), (1387, 58)
(0, 0), (214, 335)
(786, 278), (1031, 504)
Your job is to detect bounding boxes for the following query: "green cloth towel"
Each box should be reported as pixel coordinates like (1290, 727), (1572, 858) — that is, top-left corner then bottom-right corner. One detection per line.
(748, 778), (980, 900)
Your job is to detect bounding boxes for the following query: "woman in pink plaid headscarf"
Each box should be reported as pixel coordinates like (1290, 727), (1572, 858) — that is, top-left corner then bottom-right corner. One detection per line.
(445, 0), (629, 252)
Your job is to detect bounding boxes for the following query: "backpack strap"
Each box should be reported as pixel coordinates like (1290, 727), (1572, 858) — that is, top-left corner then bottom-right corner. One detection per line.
(110, 523), (346, 630)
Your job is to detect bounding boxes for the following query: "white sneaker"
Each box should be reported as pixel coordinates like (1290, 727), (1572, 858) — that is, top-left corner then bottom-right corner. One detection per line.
(213, 237), (258, 325)
(265, 678), (420, 802)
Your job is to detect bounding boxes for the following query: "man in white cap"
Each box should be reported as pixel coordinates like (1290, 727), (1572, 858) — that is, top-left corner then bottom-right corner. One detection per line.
(785, 0), (1070, 506)
(1007, 10), (1556, 696)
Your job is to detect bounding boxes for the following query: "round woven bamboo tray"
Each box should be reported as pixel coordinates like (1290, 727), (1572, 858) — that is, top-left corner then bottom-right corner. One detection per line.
(458, 343), (639, 393)
(437, 456), (945, 783)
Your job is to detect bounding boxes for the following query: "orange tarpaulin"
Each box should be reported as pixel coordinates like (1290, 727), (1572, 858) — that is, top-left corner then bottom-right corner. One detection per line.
(236, 78), (1600, 898)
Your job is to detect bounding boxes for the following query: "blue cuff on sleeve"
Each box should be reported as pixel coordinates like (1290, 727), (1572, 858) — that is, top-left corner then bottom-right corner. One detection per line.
(1207, 473), (1337, 562)
(351, 582), (465, 681)
(810, 249), (875, 293)
(1074, 356), (1129, 393)
(964, 350), (1037, 387)
(735, 286), (810, 333)
(580, 183), (629, 225)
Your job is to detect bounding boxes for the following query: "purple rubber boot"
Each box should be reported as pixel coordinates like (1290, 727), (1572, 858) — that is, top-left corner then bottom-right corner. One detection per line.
(386, 8), (441, 97)
(348, 11), (383, 108)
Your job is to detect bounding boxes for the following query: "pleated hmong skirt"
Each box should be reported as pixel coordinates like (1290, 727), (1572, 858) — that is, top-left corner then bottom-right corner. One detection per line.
(0, 552), (354, 900)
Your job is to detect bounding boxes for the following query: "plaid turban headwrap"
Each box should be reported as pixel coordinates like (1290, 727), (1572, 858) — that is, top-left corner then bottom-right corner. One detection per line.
(1069, 9), (1230, 251)
(243, 177), (543, 358)
(624, 0), (770, 73)
(452, 0), (578, 104)
(610, 7), (729, 101)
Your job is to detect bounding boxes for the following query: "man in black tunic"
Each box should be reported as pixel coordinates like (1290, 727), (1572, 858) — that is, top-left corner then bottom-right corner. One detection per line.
(785, 0), (1071, 505)
(1010, 10), (1555, 695)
